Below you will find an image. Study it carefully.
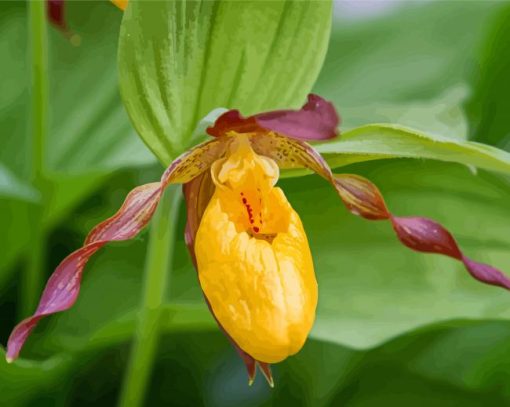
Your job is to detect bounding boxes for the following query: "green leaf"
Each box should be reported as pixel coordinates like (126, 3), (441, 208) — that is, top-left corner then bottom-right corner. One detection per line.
(315, 123), (510, 173)
(118, 0), (332, 164)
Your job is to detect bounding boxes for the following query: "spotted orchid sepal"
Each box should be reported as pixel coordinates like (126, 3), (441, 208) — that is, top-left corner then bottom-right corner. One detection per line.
(5, 138), (227, 363)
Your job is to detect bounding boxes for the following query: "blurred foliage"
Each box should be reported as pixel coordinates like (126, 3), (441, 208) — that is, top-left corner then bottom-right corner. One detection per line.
(466, 4), (510, 150)
(2, 0), (510, 406)
(0, 1), (153, 291)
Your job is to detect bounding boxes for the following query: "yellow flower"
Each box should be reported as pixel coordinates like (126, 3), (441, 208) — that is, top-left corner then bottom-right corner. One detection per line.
(8, 94), (510, 387)
(195, 134), (317, 364)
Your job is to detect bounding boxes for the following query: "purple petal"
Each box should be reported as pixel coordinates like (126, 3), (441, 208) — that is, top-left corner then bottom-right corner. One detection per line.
(207, 94), (340, 142)
(391, 216), (463, 260)
(254, 94), (339, 141)
(463, 257), (510, 290)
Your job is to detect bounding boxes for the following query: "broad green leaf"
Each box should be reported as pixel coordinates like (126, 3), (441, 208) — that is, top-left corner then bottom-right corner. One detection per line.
(316, 124), (510, 173)
(466, 5), (510, 149)
(118, 0), (332, 164)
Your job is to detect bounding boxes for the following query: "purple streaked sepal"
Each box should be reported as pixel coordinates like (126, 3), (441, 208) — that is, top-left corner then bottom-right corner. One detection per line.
(463, 257), (510, 290)
(392, 216), (510, 290)
(207, 94), (339, 142)
(254, 94), (339, 141)
(391, 216), (463, 259)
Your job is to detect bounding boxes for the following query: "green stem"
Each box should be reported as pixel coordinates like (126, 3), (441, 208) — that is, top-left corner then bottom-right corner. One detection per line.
(118, 185), (182, 407)
(21, 0), (49, 317)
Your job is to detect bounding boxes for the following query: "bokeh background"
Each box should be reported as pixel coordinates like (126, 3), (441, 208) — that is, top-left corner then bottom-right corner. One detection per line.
(2, 1), (510, 405)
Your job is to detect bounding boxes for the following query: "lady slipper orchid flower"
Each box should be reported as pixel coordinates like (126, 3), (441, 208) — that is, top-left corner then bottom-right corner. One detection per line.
(6, 95), (510, 387)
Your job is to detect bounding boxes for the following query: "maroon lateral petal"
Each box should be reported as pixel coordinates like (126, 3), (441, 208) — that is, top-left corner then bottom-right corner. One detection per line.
(392, 216), (510, 290)
(6, 139), (226, 362)
(391, 216), (463, 259)
(255, 94), (339, 141)
(6, 184), (160, 362)
(463, 257), (510, 289)
(333, 174), (510, 291)
(207, 94), (340, 142)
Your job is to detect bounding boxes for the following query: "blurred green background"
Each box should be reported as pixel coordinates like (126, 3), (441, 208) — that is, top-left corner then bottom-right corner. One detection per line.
(2, 1), (510, 405)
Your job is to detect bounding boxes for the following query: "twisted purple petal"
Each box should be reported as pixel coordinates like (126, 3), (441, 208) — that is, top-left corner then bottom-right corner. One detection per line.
(6, 139), (226, 362)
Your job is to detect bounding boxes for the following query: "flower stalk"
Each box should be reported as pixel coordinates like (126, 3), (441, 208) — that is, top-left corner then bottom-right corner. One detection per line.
(22, 0), (50, 317)
(118, 185), (182, 407)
